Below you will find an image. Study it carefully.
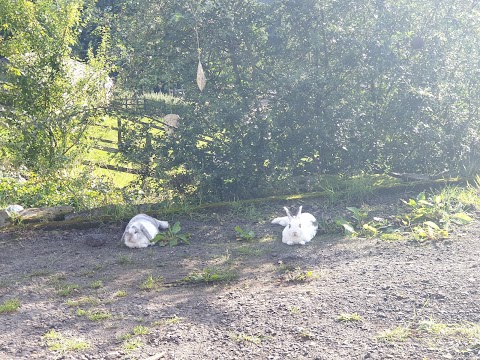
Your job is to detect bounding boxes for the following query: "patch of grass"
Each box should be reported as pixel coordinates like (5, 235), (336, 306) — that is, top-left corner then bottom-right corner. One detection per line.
(418, 319), (480, 342)
(380, 233), (404, 241)
(139, 274), (163, 291)
(288, 306), (300, 315)
(234, 225), (256, 241)
(298, 328), (315, 340)
(235, 245), (265, 256)
(48, 273), (67, 284)
(133, 325), (150, 335)
(116, 255), (134, 265)
(376, 325), (410, 342)
(229, 202), (264, 221)
(65, 297), (99, 307)
(279, 266), (319, 283)
(114, 290), (127, 297)
(181, 267), (239, 284)
(89, 280), (104, 289)
(152, 315), (182, 327)
(56, 283), (80, 297)
(76, 308), (112, 322)
(122, 338), (143, 351)
(337, 312), (363, 322)
(42, 329), (90, 353)
(0, 298), (21, 314)
(229, 332), (263, 345)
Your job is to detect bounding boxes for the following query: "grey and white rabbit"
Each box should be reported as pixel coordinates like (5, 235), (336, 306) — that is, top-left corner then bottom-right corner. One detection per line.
(271, 206), (318, 245)
(122, 214), (169, 248)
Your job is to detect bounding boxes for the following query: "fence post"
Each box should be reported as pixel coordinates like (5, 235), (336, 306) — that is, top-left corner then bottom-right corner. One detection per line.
(117, 117), (122, 145)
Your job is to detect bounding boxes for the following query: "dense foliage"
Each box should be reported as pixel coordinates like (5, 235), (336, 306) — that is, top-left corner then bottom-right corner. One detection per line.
(2, 0), (480, 204)
(0, 0), (110, 171)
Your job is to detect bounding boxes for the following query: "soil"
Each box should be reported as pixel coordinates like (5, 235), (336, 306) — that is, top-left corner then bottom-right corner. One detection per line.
(1, 190), (479, 360)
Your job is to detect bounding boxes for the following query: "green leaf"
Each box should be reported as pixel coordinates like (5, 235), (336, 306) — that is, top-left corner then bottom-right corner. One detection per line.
(451, 213), (473, 224)
(336, 219), (356, 235)
(424, 221), (440, 230)
(171, 222), (181, 234)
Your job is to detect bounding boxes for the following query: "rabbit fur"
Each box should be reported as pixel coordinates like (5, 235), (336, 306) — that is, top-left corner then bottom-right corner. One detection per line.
(272, 206), (318, 245)
(122, 213), (169, 248)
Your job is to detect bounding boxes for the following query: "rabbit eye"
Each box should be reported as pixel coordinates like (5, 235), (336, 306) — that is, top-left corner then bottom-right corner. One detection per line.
(299, 223), (302, 228)
(288, 224), (291, 228)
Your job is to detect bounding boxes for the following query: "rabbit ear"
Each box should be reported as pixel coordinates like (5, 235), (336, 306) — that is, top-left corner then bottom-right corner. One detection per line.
(284, 207), (293, 220)
(139, 223), (153, 241)
(297, 206), (303, 217)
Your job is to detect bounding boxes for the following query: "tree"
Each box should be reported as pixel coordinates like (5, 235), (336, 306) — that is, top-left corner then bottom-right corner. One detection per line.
(0, 0), (111, 172)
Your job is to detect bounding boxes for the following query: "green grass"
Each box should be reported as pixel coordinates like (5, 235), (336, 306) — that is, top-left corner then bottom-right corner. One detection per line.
(337, 312), (363, 322)
(56, 283), (80, 297)
(116, 255), (134, 265)
(89, 280), (104, 289)
(0, 298), (21, 314)
(42, 330), (90, 353)
(152, 315), (182, 327)
(132, 325), (150, 335)
(376, 325), (410, 342)
(65, 297), (99, 307)
(114, 290), (128, 297)
(122, 338), (143, 351)
(139, 274), (163, 291)
(279, 266), (320, 283)
(76, 308), (112, 321)
(181, 267), (239, 284)
(235, 245), (265, 256)
(228, 332), (264, 345)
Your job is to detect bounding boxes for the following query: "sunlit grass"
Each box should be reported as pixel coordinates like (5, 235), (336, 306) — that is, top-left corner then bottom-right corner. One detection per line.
(0, 298), (21, 314)
(42, 330), (90, 353)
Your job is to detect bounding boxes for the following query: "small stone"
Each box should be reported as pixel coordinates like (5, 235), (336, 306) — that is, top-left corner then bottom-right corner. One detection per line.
(84, 234), (107, 247)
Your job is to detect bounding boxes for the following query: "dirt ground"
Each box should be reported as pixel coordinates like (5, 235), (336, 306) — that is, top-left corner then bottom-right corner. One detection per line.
(1, 191), (479, 360)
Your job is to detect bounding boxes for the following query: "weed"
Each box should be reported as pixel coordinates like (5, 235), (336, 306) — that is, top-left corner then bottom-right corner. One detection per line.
(229, 332), (263, 345)
(133, 325), (150, 335)
(380, 233), (404, 241)
(76, 308), (112, 321)
(90, 280), (103, 289)
(288, 306), (300, 314)
(88, 310), (112, 321)
(152, 315), (182, 327)
(116, 255), (134, 265)
(376, 325), (410, 342)
(418, 319), (480, 342)
(139, 274), (163, 291)
(0, 298), (21, 314)
(122, 338), (143, 351)
(65, 297), (99, 307)
(280, 267), (319, 283)
(234, 225), (256, 241)
(235, 245), (265, 256)
(56, 284), (80, 297)
(181, 267), (239, 284)
(42, 329), (90, 353)
(229, 202), (263, 221)
(152, 222), (191, 247)
(298, 328), (315, 339)
(114, 290), (127, 297)
(337, 312), (362, 322)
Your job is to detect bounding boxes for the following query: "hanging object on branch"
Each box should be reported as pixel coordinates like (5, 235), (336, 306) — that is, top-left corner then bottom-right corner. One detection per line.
(194, 18), (206, 92)
(196, 58), (206, 91)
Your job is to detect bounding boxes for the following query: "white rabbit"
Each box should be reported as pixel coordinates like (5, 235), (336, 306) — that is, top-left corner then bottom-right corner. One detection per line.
(271, 206), (318, 245)
(122, 214), (169, 248)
